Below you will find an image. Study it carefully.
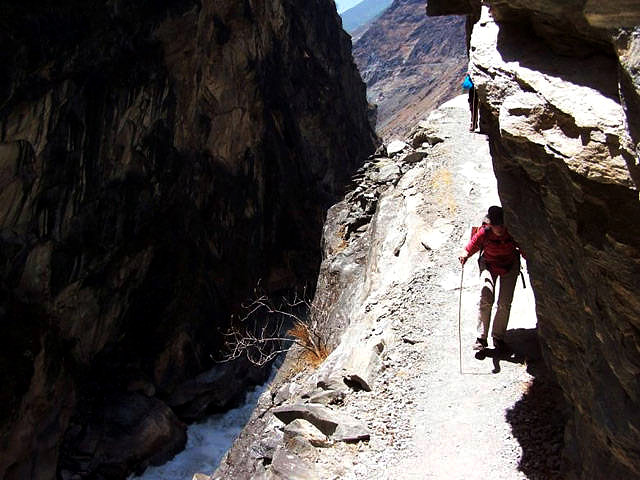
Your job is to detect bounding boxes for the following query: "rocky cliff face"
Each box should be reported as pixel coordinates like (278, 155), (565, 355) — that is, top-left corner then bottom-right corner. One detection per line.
(429, 1), (640, 478)
(0, 1), (376, 478)
(352, 0), (467, 139)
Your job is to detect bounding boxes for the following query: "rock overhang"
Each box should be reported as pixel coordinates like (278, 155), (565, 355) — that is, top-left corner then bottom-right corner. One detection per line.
(428, 0), (640, 478)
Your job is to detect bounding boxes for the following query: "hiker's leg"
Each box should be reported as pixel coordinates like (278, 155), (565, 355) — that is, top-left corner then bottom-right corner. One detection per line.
(492, 260), (520, 340)
(468, 87), (476, 130)
(477, 266), (495, 339)
(471, 87), (480, 130)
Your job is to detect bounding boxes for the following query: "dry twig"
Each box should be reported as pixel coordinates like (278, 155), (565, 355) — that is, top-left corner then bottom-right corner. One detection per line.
(221, 286), (331, 367)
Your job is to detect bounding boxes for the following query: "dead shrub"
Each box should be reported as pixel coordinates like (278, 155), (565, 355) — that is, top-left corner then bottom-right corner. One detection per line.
(221, 285), (333, 369)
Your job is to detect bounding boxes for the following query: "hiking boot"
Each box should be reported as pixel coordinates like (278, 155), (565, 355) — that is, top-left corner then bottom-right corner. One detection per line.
(493, 338), (509, 352)
(472, 337), (488, 351)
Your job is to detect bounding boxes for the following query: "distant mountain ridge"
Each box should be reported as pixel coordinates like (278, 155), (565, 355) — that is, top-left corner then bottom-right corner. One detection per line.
(340, 0), (393, 33)
(352, 0), (467, 139)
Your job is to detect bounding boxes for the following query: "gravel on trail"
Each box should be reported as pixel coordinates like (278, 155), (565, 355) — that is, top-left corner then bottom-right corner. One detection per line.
(314, 95), (566, 480)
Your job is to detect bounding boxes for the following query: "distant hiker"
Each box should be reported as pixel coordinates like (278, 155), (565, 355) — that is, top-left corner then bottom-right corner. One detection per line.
(462, 72), (479, 132)
(458, 206), (523, 352)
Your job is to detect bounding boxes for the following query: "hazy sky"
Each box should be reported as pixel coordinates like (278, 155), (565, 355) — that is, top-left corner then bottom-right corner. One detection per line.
(334, 0), (362, 13)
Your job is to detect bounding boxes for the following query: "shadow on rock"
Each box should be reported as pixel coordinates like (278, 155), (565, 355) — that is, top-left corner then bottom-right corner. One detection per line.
(495, 20), (620, 101)
(504, 328), (567, 479)
(474, 327), (541, 374)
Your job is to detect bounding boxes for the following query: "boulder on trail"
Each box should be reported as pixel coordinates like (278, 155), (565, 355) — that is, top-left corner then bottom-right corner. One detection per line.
(386, 140), (408, 156)
(283, 419), (329, 447)
(272, 403), (370, 443)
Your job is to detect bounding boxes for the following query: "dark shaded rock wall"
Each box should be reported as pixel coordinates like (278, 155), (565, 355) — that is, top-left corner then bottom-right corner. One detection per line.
(0, 0), (377, 478)
(428, 1), (640, 478)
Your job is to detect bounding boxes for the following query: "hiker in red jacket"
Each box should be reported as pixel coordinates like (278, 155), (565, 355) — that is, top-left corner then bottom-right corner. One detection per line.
(458, 206), (523, 352)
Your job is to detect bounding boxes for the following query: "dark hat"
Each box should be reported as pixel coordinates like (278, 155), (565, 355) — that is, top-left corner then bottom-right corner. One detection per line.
(485, 205), (504, 226)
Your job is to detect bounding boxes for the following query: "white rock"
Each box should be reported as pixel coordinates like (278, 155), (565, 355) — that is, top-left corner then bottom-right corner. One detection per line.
(386, 140), (408, 156)
(420, 222), (454, 251)
(283, 419), (329, 447)
(377, 164), (401, 183)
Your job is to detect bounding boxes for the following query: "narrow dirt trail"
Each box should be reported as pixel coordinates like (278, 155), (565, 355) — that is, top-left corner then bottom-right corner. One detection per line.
(385, 96), (541, 480)
(315, 95), (563, 479)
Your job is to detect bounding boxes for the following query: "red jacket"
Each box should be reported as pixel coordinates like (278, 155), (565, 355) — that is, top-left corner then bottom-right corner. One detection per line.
(465, 226), (522, 275)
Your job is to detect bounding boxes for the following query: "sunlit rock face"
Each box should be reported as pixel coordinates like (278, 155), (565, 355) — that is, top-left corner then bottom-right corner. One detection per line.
(429, 1), (640, 478)
(0, 1), (376, 477)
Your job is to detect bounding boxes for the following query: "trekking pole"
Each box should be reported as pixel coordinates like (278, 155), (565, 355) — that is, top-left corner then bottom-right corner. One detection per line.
(458, 263), (464, 375)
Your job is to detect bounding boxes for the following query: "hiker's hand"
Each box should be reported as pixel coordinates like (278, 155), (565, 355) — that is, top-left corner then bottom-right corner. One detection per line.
(459, 252), (468, 265)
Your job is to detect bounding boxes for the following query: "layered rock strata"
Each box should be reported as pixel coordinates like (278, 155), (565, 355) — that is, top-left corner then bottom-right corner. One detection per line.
(428, 1), (640, 478)
(0, 1), (376, 478)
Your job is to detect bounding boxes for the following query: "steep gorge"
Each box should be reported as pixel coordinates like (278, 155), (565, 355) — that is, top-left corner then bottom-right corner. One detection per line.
(0, 1), (376, 478)
(427, 1), (640, 478)
(214, 2), (640, 479)
(4, 0), (640, 478)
